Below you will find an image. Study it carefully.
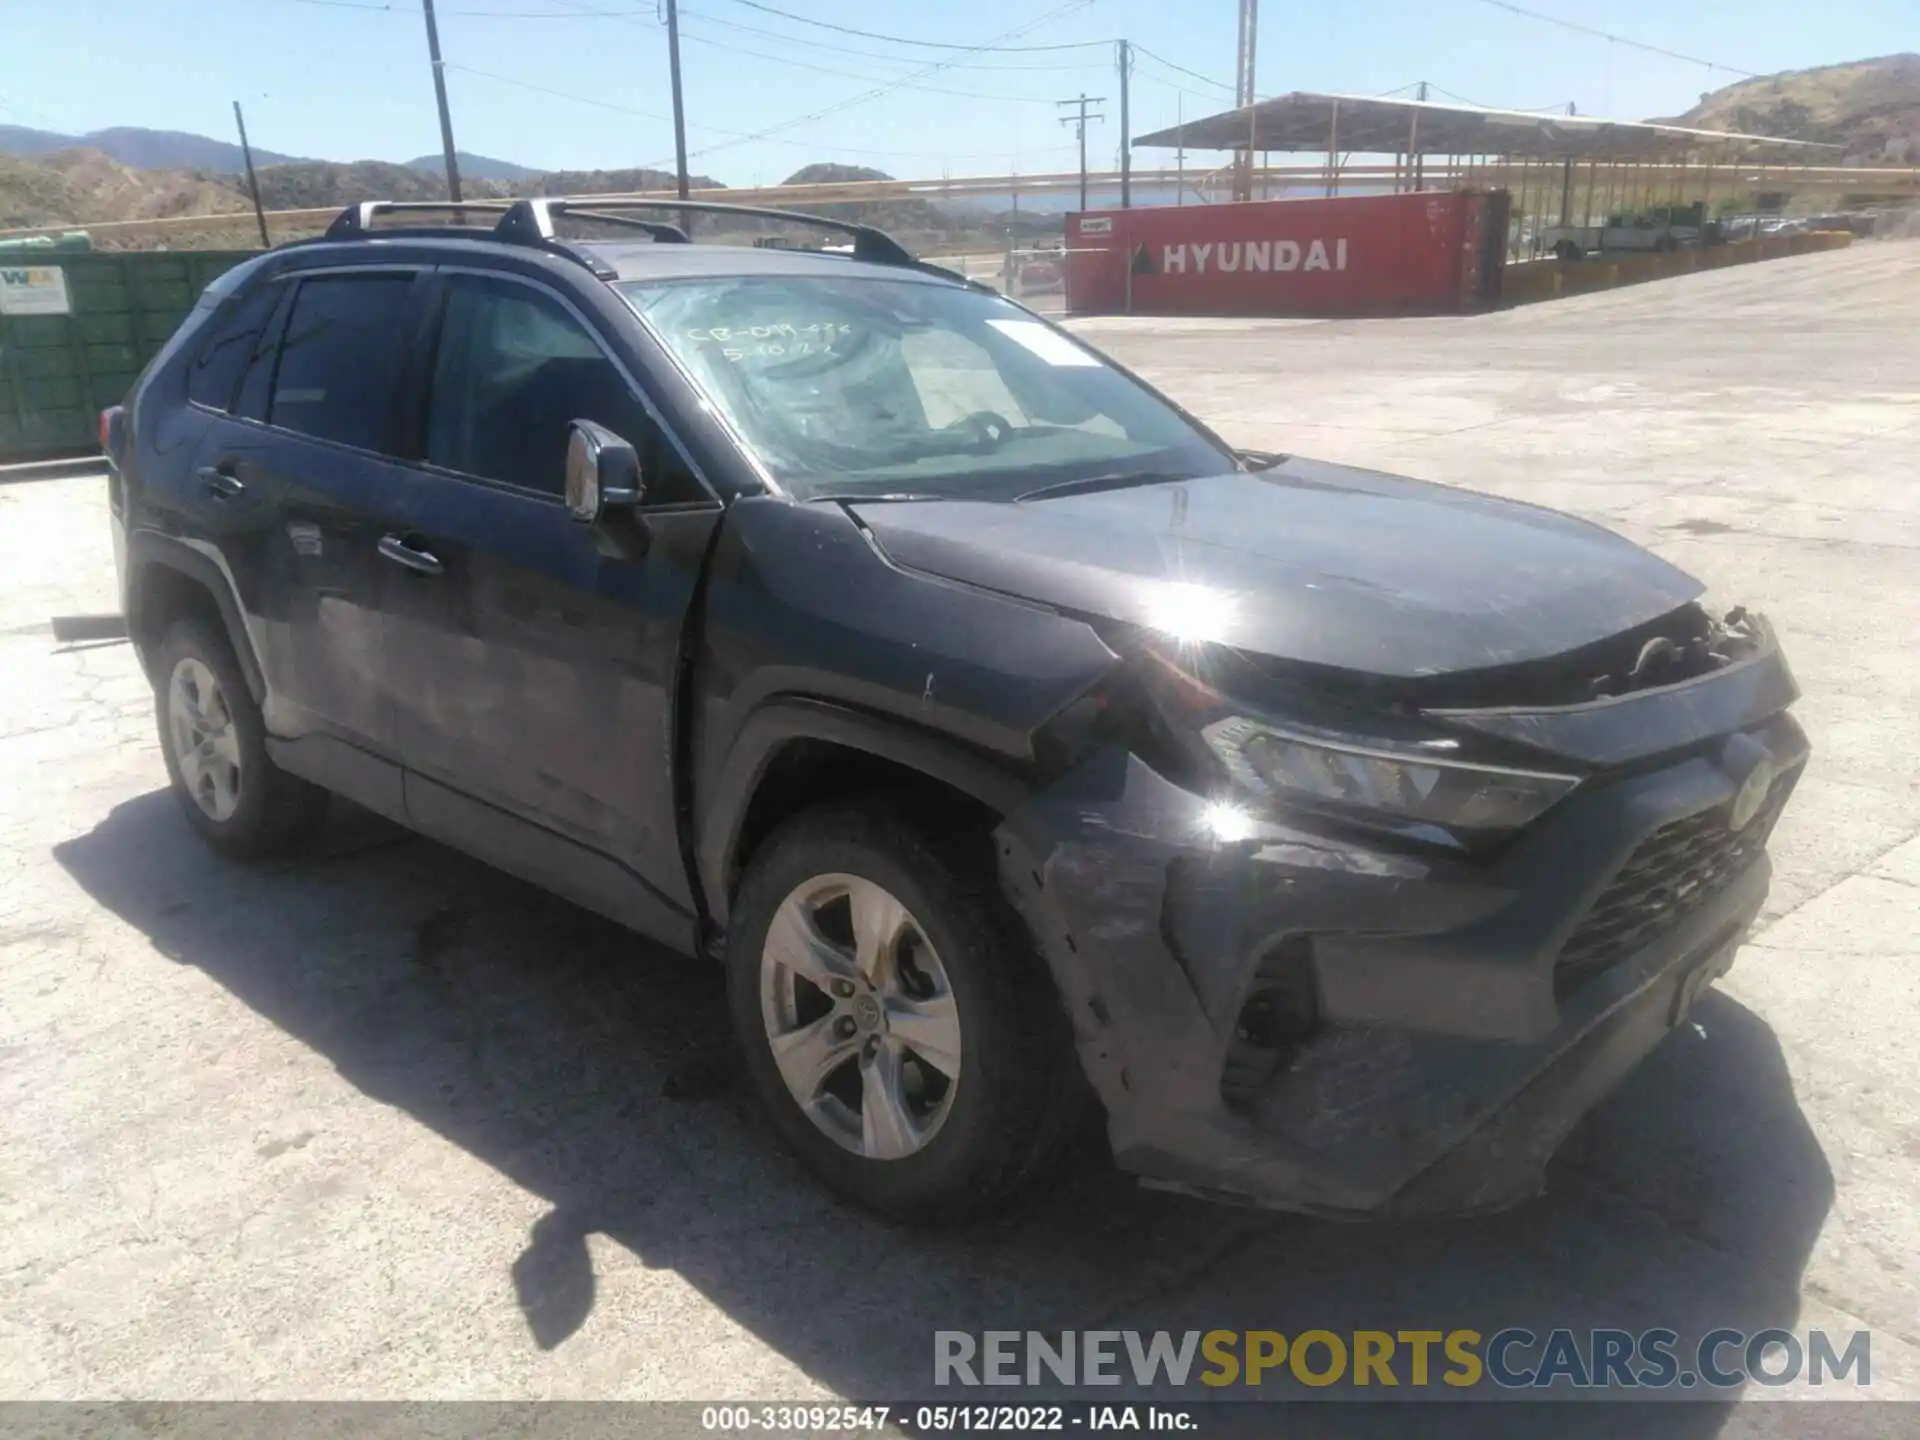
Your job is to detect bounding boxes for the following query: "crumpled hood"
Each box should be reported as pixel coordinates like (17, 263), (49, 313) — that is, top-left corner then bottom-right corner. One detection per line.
(851, 458), (1703, 678)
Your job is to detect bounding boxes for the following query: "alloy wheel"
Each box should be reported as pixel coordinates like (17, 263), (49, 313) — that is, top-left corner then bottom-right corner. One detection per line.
(759, 873), (962, 1160)
(167, 656), (243, 822)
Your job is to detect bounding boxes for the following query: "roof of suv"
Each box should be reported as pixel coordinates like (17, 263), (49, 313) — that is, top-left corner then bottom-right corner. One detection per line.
(297, 198), (968, 292)
(578, 241), (956, 286)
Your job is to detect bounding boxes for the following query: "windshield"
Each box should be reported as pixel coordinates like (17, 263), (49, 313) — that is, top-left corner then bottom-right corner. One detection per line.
(618, 274), (1231, 500)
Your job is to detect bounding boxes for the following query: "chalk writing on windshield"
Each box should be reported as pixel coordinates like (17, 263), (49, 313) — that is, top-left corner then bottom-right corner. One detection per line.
(684, 321), (859, 363)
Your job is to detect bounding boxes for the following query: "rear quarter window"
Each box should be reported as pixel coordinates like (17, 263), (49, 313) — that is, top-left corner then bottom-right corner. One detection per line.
(129, 254), (278, 425)
(186, 283), (282, 413)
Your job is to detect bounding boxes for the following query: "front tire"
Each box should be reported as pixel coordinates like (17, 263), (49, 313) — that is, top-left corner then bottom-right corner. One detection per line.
(155, 617), (327, 858)
(726, 800), (1082, 1221)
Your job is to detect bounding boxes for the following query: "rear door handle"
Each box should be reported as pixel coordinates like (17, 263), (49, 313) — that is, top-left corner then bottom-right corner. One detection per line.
(378, 533), (444, 577)
(195, 464), (245, 500)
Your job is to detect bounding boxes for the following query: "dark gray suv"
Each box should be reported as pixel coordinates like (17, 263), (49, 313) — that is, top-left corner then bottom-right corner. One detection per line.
(101, 198), (1806, 1221)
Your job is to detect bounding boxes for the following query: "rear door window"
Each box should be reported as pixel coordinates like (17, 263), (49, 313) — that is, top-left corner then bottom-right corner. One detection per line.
(268, 273), (417, 453)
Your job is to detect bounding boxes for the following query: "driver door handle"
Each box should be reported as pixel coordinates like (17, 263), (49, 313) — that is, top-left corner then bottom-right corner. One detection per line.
(378, 532), (444, 577)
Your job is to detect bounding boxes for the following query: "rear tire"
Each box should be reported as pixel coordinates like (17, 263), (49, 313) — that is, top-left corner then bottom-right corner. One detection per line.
(725, 798), (1083, 1221)
(155, 617), (327, 858)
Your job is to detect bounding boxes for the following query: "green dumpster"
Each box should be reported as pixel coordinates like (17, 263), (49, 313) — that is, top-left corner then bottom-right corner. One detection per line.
(0, 248), (259, 463)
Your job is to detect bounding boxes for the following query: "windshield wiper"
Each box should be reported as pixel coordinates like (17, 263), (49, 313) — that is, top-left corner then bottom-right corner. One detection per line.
(1014, 471), (1190, 503)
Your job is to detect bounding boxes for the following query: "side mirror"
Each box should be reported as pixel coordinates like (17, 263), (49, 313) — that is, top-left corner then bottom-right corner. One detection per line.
(564, 419), (644, 524)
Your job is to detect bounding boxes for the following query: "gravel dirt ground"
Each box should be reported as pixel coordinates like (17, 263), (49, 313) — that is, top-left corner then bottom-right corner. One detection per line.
(1, 242), (1916, 1428)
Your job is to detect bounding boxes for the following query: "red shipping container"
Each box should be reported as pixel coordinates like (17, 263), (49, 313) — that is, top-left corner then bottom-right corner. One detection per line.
(1062, 191), (1507, 319)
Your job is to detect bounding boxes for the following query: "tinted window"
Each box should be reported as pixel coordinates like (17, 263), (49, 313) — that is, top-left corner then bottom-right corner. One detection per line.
(186, 283), (280, 412)
(232, 283), (293, 423)
(425, 274), (705, 504)
(269, 274), (416, 452)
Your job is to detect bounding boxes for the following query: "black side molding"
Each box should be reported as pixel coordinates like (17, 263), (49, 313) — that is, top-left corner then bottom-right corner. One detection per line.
(697, 697), (1030, 925)
(124, 529), (267, 705)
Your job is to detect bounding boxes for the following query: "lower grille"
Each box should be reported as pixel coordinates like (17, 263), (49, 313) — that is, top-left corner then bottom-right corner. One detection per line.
(1555, 768), (1797, 997)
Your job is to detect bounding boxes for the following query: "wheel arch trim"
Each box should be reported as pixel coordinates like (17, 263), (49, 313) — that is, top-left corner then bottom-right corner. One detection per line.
(125, 529), (267, 706)
(698, 697), (1031, 927)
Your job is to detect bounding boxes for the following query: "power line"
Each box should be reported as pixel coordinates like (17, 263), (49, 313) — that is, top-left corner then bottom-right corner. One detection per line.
(546, 0), (1091, 119)
(292, 0), (622, 13)
(444, 61), (1080, 159)
(445, 61), (675, 122)
(292, 0), (1106, 71)
(709, 0), (1110, 53)
(1425, 83), (1574, 112)
(1467, 0), (1756, 78)
(545, 0), (1094, 102)
(659, 0), (1102, 164)
(1130, 44), (1234, 95)
(675, 7), (1108, 72)
(672, 24), (1077, 102)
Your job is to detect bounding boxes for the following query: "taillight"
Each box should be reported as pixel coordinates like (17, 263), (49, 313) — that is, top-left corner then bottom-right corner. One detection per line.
(100, 405), (124, 458)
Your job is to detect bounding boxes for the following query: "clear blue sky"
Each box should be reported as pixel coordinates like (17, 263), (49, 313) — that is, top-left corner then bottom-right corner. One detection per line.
(3, 0), (1912, 184)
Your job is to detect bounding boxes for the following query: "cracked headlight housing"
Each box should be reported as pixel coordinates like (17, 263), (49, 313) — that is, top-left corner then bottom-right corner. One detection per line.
(1202, 716), (1579, 834)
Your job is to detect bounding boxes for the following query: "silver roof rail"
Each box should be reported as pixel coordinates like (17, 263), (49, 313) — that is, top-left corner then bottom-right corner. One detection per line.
(322, 200), (511, 239)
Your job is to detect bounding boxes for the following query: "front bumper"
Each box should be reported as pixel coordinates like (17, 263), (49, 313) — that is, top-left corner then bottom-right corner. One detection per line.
(995, 713), (1807, 1216)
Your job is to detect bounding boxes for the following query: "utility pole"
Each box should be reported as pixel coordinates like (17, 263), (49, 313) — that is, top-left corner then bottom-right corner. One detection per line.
(1175, 90), (1184, 206)
(1559, 100), (1577, 225)
(1413, 79), (1428, 190)
(664, 0), (690, 205)
(231, 101), (271, 248)
(1056, 93), (1106, 212)
(420, 0), (463, 204)
(1117, 40), (1132, 209)
(1233, 0), (1258, 201)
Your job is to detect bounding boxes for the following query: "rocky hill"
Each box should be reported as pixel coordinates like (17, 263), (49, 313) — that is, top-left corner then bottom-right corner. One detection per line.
(0, 149), (242, 232)
(502, 166), (723, 197)
(0, 152), (728, 243)
(251, 159), (455, 210)
(0, 133), (1011, 251)
(0, 123), (307, 172)
(769, 163), (962, 245)
(1671, 53), (1920, 163)
(404, 151), (542, 183)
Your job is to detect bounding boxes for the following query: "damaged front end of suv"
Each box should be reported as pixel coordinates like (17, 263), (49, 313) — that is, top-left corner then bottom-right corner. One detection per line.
(991, 594), (1804, 1216)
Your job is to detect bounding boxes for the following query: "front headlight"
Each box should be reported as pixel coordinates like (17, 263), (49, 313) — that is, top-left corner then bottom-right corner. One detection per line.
(1202, 716), (1578, 833)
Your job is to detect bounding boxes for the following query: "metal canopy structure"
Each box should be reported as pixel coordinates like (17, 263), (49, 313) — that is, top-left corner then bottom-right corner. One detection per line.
(1133, 92), (1840, 163)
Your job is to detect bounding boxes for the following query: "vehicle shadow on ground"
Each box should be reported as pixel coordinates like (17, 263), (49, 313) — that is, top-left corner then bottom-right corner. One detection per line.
(56, 791), (1834, 1435)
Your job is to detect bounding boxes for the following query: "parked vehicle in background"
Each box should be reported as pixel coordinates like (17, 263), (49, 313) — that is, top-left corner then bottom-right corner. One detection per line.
(1541, 212), (1704, 260)
(100, 198), (1807, 1224)
(1002, 249), (1064, 296)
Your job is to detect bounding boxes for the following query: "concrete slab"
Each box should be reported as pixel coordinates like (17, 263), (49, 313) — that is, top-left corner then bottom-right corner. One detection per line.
(1, 241), (1915, 1421)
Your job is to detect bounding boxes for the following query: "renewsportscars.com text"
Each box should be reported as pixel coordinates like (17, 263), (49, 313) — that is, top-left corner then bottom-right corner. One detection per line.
(934, 1328), (1872, 1391)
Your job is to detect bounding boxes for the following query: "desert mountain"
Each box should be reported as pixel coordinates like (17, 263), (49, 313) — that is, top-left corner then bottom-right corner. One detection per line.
(403, 151), (544, 183)
(1670, 53), (1920, 163)
(0, 124), (307, 173)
